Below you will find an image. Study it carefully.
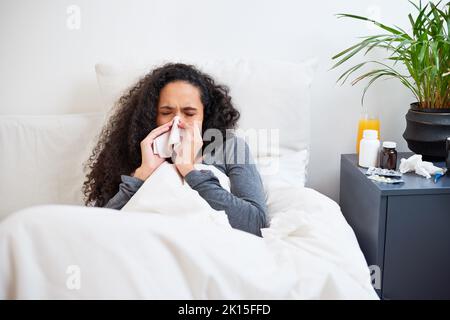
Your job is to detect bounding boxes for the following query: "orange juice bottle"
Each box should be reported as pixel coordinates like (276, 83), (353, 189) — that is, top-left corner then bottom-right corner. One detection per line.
(356, 113), (380, 154)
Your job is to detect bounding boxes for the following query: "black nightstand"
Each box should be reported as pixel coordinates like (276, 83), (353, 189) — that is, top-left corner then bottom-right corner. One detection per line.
(339, 153), (450, 300)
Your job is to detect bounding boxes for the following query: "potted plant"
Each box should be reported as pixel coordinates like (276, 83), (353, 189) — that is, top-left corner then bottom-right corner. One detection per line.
(332, 1), (450, 160)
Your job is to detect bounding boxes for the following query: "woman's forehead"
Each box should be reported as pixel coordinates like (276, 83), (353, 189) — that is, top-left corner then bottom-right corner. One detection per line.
(159, 81), (202, 105)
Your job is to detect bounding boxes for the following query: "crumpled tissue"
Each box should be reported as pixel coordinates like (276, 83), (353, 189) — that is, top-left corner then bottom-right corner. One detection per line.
(399, 154), (445, 179)
(152, 116), (183, 158)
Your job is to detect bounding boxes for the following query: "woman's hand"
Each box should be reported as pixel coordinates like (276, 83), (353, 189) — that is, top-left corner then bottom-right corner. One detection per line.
(174, 120), (203, 177)
(132, 121), (173, 181)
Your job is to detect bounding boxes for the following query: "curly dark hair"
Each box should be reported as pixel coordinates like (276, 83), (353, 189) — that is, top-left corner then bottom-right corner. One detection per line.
(83, 62), (240, 207)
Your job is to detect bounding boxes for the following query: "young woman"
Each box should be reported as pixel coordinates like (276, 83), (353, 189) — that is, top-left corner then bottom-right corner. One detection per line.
(83, 63), (267, 236)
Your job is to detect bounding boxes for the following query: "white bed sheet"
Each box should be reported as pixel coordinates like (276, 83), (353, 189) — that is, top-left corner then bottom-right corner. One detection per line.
(0, 186), (378, 300)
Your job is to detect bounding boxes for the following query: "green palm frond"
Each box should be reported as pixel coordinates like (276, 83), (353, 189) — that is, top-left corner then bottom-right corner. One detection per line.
(332, 1), (450, 109)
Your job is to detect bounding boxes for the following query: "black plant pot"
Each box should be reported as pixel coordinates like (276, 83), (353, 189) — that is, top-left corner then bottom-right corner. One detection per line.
(403, 102), (450, 161)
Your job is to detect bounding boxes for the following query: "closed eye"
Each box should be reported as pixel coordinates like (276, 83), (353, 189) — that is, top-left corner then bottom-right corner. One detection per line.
(183, 107), (197, 116)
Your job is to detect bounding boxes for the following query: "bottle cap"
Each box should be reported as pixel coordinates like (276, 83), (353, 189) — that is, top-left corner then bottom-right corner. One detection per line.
(382, 141), (396, 149)
(363, 129), (378, 139)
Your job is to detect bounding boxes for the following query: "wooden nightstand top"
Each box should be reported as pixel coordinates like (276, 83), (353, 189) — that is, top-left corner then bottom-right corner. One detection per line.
(341, 153), (450, 196)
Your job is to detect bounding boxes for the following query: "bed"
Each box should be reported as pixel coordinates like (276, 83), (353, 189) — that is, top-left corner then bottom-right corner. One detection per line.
(0, 58), (378, 299)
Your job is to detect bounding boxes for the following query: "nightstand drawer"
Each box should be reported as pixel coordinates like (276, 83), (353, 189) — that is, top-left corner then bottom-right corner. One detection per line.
(383, 194), (450, 300)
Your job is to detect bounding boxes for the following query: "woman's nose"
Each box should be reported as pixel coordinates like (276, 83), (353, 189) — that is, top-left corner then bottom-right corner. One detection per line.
(176, 114), (190, 124)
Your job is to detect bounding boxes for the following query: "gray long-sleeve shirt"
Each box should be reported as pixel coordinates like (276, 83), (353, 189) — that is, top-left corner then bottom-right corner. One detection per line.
(104, 136), (268, 237)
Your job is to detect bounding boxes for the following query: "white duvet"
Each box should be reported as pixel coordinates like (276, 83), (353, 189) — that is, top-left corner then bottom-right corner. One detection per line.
(0, 164), (378, 299)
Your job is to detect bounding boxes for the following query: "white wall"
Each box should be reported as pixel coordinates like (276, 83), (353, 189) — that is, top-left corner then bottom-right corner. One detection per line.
(0, 0), (415, 201)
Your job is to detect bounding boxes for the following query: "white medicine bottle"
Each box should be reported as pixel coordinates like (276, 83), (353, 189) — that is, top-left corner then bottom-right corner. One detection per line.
(358, 129), (380, 168)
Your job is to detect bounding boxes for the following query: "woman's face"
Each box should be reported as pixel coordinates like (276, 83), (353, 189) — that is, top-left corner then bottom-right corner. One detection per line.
(156, 81), (204, 127)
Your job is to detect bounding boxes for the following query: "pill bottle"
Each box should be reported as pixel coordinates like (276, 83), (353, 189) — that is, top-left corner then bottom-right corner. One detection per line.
(380, 141), (398, 170)
(446, 137), (450, 175)
(359, 129), (380, 168)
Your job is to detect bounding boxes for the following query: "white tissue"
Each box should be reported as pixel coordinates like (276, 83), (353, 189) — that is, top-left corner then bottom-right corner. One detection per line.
(399, 154), (444, 179)
(153, 116), (183, 158)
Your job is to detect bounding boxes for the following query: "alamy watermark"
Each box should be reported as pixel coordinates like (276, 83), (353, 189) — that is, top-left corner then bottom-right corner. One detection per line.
(66, 5), (81, 30)
(173, 127), (281, 176)
(369, 265), (381, 290)
(66, 264), (81, 290)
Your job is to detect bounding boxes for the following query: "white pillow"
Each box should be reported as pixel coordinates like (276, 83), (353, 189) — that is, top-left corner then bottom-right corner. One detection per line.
(257, 149), (309, 191)
(0, 112), (106, 220)
(95, 58), (315, 187)
(121, 162), (231, 228)
(0, 59), (314, 222)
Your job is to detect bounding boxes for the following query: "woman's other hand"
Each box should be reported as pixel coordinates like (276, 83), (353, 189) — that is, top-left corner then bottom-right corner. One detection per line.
(174, 120), (203, 177)
(133, 121), (173, 181)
